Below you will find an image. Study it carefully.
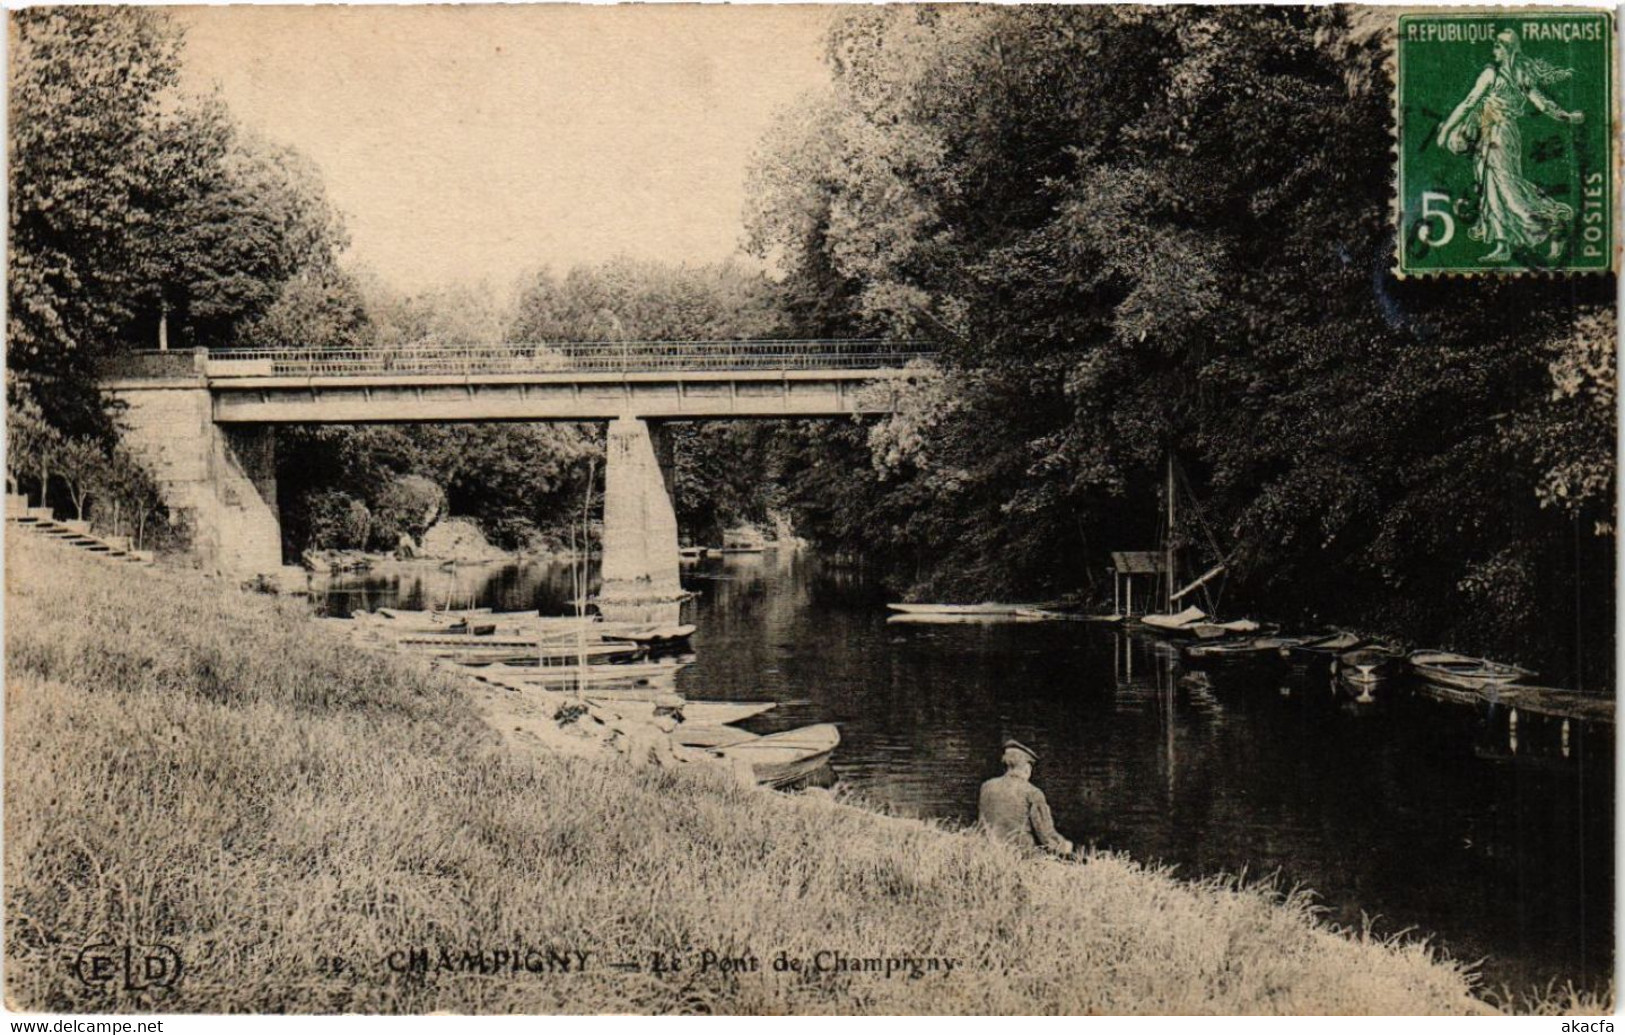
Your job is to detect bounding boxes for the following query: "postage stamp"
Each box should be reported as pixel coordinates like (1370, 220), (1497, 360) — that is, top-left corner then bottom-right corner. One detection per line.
(1396, 9), (1615, 275)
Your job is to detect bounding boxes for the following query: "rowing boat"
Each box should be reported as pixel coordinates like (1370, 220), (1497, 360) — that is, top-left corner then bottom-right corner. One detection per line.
(1183, 635), (1305, 667)
(1137, 605), (1207, 633)
(1335, 645), (1405, 703)
(674, 724), (761, 748)
(617, 624), (697, 646)
(1186, 618), (1269, 640)
(887, 602), (1046, 616)
(680, 701), (776, 725)
(376, 606), (492, 622)
(1408, 651), (1533, 692)
(886, 612), (1047, 625)
(1286, 631), (1366, 671)
(470, 660), (689, 686)
(713, 723), (840, 788)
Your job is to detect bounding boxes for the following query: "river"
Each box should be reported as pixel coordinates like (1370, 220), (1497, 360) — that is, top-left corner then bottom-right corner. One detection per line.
(319, 550), (1614, 999)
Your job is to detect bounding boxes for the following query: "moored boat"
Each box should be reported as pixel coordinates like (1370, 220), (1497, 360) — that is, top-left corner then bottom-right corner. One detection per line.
(712, 723), (841, 788)
(1136, 605), (1207, 633)
(415, 640), (643, 666)
(615, 624), (697, 647)
(680, 701), (776, 725)
(886, 612), (1046, 625)
(1287, 631), (1366, 672)
(1186, 618), (1270, 640)
(1183, 635), (1305, 668)
(1408, 651), (1534, 692)
(468, 659), (689, 688)
(1012, 607), (1085, 621)
(888, 602), (1046, 616)
(1334, 645), (1405, 703)
(674, 725), (760, 749)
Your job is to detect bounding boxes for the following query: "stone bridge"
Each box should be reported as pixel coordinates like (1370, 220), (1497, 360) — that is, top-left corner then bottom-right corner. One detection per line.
(104, 341), (935, 617)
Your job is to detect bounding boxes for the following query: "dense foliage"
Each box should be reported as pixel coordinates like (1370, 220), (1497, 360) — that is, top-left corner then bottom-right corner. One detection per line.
(8, 7), (347, 539)
(746, 6), (1614, 683)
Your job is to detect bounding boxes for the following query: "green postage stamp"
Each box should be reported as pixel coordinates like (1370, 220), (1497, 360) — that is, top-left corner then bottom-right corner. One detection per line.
(1396, 9), (1615, 275)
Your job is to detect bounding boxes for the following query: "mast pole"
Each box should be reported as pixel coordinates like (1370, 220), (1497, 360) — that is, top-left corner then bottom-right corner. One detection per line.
(1165, 454), (1176, 612)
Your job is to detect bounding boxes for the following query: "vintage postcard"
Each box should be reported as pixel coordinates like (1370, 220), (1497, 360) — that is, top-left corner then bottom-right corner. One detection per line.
(4, 3), (1616, 1022)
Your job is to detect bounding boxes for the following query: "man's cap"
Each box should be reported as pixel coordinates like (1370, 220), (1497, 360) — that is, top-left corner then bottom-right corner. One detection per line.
(1002, 739), (1039, 764)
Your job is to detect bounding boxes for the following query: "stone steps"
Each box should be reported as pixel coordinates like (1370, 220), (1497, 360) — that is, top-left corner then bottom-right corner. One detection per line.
(5, 500), (155, 565)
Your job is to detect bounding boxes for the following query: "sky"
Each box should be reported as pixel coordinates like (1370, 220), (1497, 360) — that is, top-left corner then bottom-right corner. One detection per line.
(175, 5), (835, 294)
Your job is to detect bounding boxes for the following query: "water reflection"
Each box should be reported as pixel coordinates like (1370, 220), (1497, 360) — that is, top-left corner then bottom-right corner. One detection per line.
(322, 552), (1614, 996)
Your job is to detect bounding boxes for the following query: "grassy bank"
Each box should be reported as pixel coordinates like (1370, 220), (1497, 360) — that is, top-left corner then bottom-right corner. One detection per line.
(6, 531), (1495, 1014)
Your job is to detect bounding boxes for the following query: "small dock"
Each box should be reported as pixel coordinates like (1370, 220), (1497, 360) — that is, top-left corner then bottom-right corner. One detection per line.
(1415, 681), (1614, 725)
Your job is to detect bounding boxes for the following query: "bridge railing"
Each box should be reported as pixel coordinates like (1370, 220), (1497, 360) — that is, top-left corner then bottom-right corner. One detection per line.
(195, 340), (937, 378)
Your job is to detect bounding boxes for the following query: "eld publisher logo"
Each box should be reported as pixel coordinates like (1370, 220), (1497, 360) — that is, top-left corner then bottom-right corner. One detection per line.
(73, 941), (183, 992)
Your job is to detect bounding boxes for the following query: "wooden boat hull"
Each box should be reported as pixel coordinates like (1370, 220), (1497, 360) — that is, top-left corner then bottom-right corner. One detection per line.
(469, 660), (689, 687)
(714, 723), (840, 788)
(1334, 646), (1405, 703)
(890, 604), (1040, 614)
(680, 701), (776, 725)
(674, 725), (760, 749)
(1182, 637), (1301, 668)
(887, 613), (1046, 625)
(616, 624), (698, 646)
(888, 602), (1044, 616)
(1135, 606), (1208, 634)
(396, 637), (637, 659)
(1408, 651), (1534, 692)
(1287, 632), (1366, 671)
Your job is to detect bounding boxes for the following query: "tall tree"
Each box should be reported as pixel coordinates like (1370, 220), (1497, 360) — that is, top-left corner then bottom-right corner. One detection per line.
(9, 6), (183, 433)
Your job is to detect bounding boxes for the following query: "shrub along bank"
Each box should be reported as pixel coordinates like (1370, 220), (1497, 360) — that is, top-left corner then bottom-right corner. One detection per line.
(5, 530), (1495, 1014)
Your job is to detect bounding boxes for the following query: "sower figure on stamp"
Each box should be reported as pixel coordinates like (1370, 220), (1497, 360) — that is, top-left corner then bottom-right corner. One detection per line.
(1435, 29), (1583, 263)
(978, 739), (1077, 859)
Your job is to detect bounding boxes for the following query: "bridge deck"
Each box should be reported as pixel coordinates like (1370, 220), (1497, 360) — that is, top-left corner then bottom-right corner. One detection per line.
(104, 341), (938, 423)
(215, 340), (931, 377)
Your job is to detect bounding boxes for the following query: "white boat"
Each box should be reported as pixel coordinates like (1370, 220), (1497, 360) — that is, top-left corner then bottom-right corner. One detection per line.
(470, 660), (689, 686)
(682, 702), (775, 726)
(675, 725), (761, 749)
(1408, 651), (1534, 691)
(1187, 618), (1265, 640)
(713, 723), (841, 788)
(1138, 605), (1207, 631)
(886, 613), (1046, 626)
(887, 602), (1044, 615)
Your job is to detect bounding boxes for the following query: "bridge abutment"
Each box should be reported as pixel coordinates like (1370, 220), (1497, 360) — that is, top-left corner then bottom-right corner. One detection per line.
(596, 417), (685, 624)
(114, 386), (283, 577)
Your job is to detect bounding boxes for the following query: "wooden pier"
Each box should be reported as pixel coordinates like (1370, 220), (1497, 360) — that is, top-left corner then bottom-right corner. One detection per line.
(1415, 681), (1614, 725)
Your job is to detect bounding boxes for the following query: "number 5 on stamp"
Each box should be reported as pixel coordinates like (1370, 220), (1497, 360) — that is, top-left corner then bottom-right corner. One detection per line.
(1396, 10), (1615, 275)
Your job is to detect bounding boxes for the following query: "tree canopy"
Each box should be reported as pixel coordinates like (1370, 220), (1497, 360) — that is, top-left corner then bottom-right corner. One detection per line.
(746, 6), (1614, 681)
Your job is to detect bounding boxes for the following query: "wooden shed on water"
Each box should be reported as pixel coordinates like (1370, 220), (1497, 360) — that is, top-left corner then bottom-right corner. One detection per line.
(1110, 551), (1167, 616)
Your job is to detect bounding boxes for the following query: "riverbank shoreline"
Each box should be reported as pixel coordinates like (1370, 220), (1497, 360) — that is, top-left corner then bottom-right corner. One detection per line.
(3, 529), (1592, 1014)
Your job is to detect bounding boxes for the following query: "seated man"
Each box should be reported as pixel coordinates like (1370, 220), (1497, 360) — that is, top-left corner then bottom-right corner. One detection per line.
(977, 739), (1075, 857)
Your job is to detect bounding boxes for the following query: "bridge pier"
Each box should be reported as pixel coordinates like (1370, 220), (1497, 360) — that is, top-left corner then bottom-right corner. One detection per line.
(595, 417), (685, 625)
(114, 386), (283, 577)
